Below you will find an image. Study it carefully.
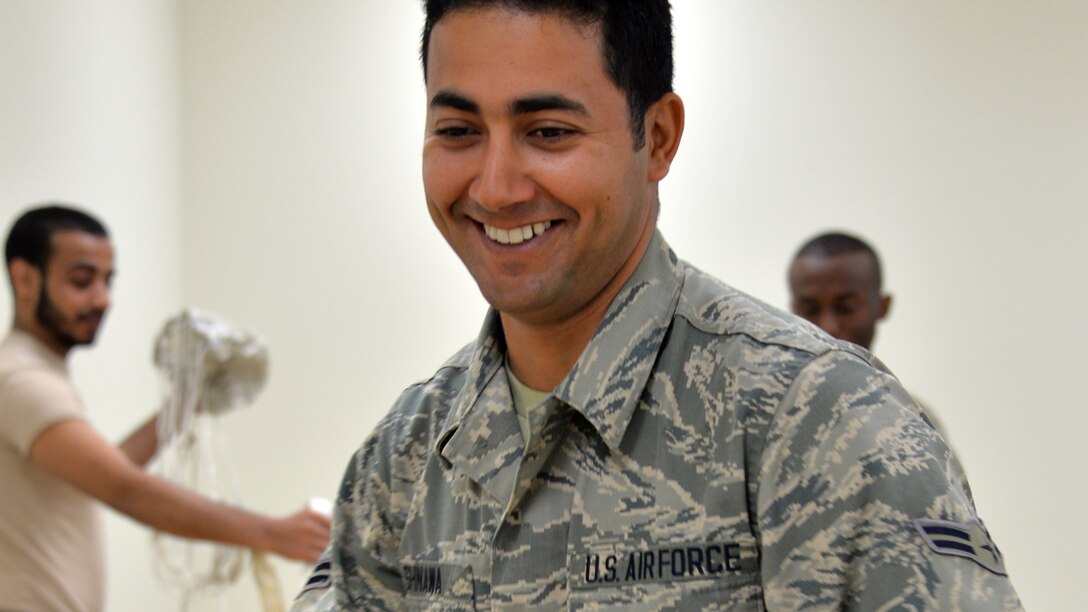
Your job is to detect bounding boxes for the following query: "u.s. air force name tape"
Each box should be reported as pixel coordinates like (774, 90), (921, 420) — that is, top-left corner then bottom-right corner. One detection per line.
(569, 540), (759, 590)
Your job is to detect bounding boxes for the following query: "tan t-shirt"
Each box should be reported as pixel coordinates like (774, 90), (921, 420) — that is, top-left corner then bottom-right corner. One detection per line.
(0, 330), (104, 611)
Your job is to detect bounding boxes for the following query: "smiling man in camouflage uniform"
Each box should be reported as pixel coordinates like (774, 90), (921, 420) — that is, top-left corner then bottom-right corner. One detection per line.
(294, 1), (1021, 609)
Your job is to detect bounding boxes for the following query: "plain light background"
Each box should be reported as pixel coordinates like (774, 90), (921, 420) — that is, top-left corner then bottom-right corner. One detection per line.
(2, 1), (1085, 609)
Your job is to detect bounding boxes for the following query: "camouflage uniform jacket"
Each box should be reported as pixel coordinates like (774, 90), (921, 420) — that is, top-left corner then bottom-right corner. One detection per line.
(295, 231), (1021, 611)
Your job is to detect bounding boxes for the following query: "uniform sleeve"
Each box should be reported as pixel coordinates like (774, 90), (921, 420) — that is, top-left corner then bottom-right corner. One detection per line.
(292, 431), (407, 611)
(755, 350), (1022, 610)
(292, 391), (450, 612)
(0, 368), (85, 454)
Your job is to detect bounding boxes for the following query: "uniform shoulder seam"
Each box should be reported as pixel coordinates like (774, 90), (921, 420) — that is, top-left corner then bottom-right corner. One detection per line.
(398, 340), (475, 393)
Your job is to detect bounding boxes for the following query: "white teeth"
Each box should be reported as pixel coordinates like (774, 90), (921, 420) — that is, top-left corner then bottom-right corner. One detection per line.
(483, 220), (552, 245)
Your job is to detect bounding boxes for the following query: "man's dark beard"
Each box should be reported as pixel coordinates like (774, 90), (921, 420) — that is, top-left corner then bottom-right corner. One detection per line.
(35, 284), (96, 350)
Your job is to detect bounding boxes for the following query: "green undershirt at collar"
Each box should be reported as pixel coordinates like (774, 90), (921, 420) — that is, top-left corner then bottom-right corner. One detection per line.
(505, 358), (553, 446)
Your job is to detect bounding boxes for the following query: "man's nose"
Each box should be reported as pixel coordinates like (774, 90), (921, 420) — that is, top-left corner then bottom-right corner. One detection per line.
(468, 137), (535, 211)
(816, 312), (842, 339)
(91, 281), (111, 312)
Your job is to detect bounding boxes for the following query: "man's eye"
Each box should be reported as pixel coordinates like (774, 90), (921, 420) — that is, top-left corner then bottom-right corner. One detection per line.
(530, 126), (575, 141)
(435, 126), (477, 139)
(794, 303), (818, 317)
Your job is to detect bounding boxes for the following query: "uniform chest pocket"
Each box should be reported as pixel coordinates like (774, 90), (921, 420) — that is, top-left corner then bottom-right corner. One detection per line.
(567, 541), (763, 611)
(402, 562), (476, 611)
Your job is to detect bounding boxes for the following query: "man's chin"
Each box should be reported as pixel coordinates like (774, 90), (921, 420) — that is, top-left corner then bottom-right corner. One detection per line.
(75, 319), (104, 343)
(75, 331), (100, 347)
(59, 331), (99, 350)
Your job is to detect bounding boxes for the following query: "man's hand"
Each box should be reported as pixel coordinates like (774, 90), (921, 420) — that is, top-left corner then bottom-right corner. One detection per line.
(264, 506), (332, 562)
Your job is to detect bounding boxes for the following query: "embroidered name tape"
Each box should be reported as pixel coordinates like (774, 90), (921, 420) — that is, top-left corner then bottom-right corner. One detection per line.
(403, 564), (443, 595)
(913, 518), (1007, 576)
(401, 562), (475, 599)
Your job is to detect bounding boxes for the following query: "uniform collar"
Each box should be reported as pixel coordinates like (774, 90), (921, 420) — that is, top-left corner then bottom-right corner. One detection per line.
(437, 230), (684, 464)
(553, 230), (683, 450)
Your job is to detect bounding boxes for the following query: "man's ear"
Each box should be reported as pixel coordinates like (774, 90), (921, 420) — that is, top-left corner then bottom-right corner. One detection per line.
(879, 293), (893, 320)
(645, 92), (685, 182)
(9, 259), (41, 303)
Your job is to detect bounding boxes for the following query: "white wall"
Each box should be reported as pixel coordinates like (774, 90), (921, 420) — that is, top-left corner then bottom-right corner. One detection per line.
(0, 0), (184, 610)
(3, 1), (1085, 609)
(178, 1), (468, 608)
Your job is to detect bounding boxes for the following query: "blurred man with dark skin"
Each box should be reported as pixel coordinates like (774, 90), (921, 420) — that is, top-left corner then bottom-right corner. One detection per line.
(295, 2), (1018, 609)
(788, 231), (959, 443)
(0, 205), (330, 611)
(788, 232), (891, 351)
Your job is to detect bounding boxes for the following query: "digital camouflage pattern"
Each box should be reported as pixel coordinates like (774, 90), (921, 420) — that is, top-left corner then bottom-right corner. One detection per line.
(294, 232), (1021, 610)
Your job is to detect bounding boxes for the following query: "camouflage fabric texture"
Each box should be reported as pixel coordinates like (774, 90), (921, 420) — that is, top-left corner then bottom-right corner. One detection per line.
(294, 231), (1021, 611)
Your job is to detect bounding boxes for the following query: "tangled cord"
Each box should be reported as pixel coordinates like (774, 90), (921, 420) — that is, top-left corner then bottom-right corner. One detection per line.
(151, 308), (276, 610)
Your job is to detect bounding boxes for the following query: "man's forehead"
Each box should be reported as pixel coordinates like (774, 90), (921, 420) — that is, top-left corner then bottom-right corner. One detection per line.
(425, 7), (606, 82)
(798, 251), (875, 273)
(793, 252), (879, 290)
(48, 231), (113, 264)
(431, 6), (601, 43)
(50, 229), (110, 247)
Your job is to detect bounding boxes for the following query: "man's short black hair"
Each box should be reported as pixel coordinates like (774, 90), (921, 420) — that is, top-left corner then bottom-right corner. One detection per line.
(794, 231), (883, 289)
(420, 0), (674, 149)
(5, 204), (109, 271)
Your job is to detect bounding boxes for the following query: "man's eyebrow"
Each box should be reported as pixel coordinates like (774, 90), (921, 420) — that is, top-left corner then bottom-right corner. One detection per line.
(67, 261), (111, 276)
(430, 90), (479, 114)
(68, 262), (99, 272)
(429, 90), (588, 117)
(511, 94), (588, 116)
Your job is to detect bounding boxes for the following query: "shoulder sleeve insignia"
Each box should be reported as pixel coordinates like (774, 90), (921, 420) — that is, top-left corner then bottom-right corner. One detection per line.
(298, 552), (333, 594)
(912, 518), (1007, 576)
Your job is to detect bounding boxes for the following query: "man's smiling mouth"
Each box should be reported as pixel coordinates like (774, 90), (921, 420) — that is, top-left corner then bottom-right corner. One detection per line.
(483, 220), (554, 245)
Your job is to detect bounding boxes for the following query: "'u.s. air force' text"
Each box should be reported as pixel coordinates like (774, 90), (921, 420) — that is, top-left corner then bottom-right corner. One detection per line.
(582, 542), (744, 587)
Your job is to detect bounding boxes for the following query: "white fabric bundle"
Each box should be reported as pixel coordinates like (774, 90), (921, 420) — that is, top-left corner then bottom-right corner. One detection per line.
(153, 307), (268, 416)
(150, 308), (269, 610)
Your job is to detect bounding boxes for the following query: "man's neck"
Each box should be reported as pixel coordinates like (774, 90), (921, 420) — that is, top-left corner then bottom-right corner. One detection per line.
(501, 300), (608, 392)
(501, 222), (657, 391)
(13, 320), (70, 359)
